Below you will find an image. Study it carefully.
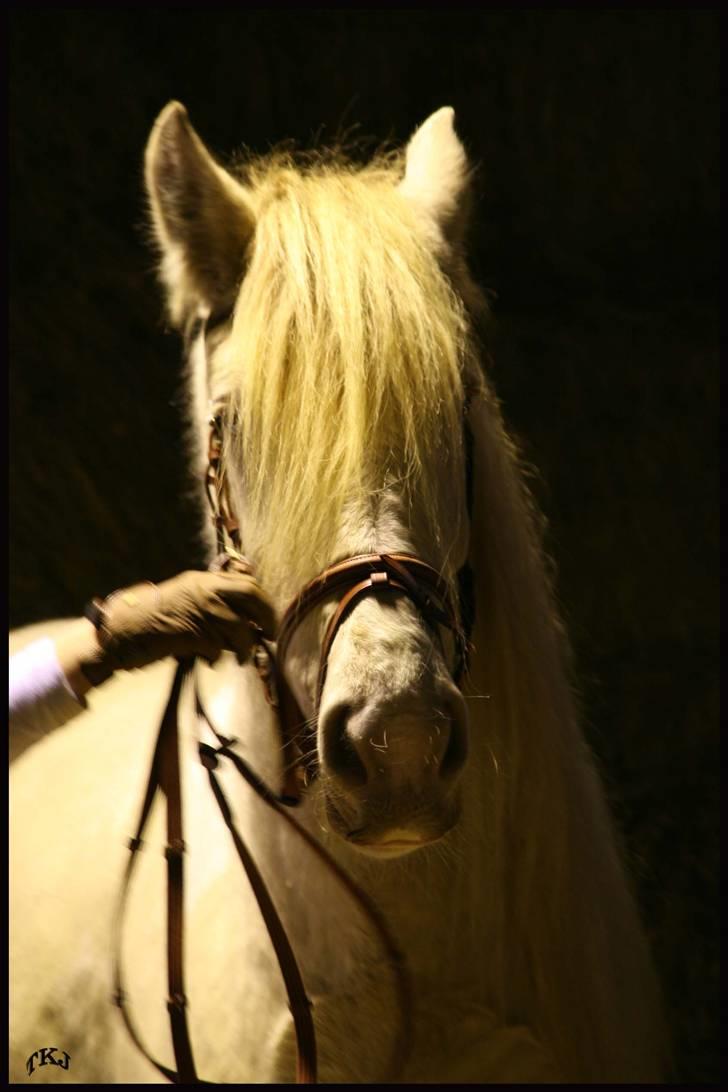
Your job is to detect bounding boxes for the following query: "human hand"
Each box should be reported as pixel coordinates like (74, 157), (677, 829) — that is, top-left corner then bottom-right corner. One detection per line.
(78, 562), (276, 687)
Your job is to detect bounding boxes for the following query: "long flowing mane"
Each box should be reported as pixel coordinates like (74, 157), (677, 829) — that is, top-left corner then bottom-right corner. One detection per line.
(211, 152), (471, 592)
(463, 385), (669, 1078)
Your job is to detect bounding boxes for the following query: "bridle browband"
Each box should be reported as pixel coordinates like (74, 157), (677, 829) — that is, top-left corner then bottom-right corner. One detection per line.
(113, 315), (476, 1084)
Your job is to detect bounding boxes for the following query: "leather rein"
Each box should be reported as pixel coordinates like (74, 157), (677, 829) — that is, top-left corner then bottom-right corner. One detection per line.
(112, 319), (474, 1084)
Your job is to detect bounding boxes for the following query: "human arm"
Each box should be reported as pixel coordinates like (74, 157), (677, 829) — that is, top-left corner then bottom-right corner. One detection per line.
(9, 563), (276, 762)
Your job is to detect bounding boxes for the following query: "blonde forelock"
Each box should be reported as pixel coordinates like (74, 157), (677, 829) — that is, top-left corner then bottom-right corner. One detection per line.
(213, 152), (472, 591)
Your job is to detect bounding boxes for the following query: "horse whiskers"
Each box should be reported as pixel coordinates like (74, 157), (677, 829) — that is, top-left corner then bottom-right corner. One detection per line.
(279, 744), (319, 776)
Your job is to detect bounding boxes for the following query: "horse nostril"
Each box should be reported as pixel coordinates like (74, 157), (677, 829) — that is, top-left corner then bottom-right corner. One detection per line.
(320, 703), (368, 789)
(321, 694), (468, 790)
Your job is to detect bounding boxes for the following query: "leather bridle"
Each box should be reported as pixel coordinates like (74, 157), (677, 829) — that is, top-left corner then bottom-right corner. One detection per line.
(205, 391), (471, 799)
(112, 317), (475, 1083)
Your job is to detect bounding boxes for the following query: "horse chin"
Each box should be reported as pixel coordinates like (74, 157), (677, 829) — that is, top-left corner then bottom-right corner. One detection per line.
(321, 785), (461, 858)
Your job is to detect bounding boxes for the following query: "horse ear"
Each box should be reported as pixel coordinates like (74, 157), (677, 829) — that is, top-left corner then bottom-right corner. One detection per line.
(145, 101), (255, 327)
(399, 107), (472, 250)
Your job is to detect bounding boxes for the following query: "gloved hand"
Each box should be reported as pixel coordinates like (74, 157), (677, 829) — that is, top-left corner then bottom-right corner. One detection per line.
(77, 561), (276, 688)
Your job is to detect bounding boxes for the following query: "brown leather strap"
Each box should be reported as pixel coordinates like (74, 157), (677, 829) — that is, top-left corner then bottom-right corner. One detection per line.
(251, 637), (308, 804)
(194, 687), (414, 1083)
(197, 734), (317, 1083)
(206, 408), (242, 553)
(159, 663), (198, 1084)
(113, 659), (204, 1084)
(114, 658), (318, 1084)
(115, 657), (414, 1084)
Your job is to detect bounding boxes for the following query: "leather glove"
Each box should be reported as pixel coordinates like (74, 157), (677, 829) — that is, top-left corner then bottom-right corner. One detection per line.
(79, 561), (276, 687)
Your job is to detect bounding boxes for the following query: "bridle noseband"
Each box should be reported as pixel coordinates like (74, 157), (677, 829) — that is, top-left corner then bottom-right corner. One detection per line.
(277, 551), (468, 707)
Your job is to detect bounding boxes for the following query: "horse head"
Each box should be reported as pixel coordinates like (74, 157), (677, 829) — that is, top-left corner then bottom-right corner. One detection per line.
(145, 103), (485, 857)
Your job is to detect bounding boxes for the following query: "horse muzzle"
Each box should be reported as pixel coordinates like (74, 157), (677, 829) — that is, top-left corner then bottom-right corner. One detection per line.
(317, 684), (468, 852)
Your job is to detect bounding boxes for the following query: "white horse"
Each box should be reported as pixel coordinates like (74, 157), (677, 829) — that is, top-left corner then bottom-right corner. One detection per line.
(10, 104), (667, 1083)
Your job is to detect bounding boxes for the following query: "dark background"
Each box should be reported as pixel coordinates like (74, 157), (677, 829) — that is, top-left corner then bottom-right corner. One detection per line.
(9, 9), (718, 1082)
